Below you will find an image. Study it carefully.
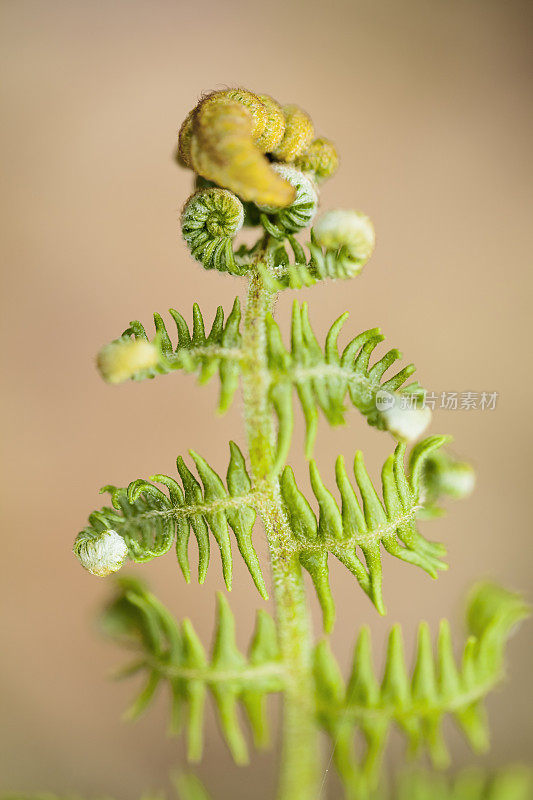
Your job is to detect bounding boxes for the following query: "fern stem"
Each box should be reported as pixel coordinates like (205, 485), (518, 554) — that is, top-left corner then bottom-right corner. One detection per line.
(241, 268), (321, 800)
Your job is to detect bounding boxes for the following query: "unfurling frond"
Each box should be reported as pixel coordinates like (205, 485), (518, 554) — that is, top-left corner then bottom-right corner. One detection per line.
(257, 165), (318, 239)
(176, 88), (340, 212)
(181, 187), (246, 275)
(266, 301), (426, 462)
(294, 137), (339, 182)
(98, 299), (242, 413)
(313, 583), (529, 798)
(271, 103), (314, 162)
(74, 442), (267, 598)
(102, 578), (283, 764)
(177, 90), (297, 207)
(280, 435), (449, 629)
(73, 528), (128, 577)
(259, 210), (375, 290)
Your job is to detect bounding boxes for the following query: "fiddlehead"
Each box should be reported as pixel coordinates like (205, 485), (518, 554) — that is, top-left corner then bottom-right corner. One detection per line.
(313, 209), (375, 267)
(254, 93), (286, 152)
(176, 88), (337, 211)
(271, 103), (314, 162)
(294, 137), (339, 181)
(73, 528), (128, 577)
(96, 338), (160, 384)
(102, 578), (284, 763)
(177, 89), (296, 207)
(313, 582), (529, 797)
(257, 165), (318, 238)
(181, 187), (246, 275)
(74, 442), (268, 598)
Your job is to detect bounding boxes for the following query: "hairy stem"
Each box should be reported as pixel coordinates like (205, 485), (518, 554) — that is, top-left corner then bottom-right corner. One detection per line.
(241, 268), (321, 800)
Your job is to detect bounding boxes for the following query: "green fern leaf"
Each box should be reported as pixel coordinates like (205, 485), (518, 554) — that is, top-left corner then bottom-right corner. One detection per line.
(314, 582), (529, 798)
(280, 435), (450, 628)
(74, 443), (267, 598)
(266, 301), (425, 460)
(100, 299), (243, 413)
(101, 578), (284, 764)
(259, 228), (373, 290)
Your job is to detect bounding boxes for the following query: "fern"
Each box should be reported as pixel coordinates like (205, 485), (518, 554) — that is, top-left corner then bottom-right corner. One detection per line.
(258, 223), (375, 291)
(102, 299), (243, 413)
(64, 86), (530, 800)
(313, 582), (530, 797)
(102, 577), (283, 764)
(74, 442), (267, 598)
(280, 435), (449, 628)
(266, 301), (425, 461)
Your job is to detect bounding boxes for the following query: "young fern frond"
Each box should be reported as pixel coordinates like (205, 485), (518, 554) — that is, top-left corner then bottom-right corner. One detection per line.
(66, 87), (528, 800)
(280, 435), (448, 629)
(102, 578), (284, 764)
(74, 442), (267, 598)
(259, 212), (376, 290)
(266, 301), (425, 462)
(99, 299), (243, 413)
(256, 164), (318, 239)
(181, 188), (247, 276)
(313, 582), (529, 798)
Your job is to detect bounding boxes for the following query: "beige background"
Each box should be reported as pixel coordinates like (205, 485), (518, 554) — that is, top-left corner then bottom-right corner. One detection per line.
(1, 1), (532, 797)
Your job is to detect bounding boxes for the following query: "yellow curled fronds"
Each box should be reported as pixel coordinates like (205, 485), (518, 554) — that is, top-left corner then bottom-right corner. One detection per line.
(295, 137), (339, 181)
(178, 89), (296, 208)
(176, 109), (195, 168)
(256, 94), (286, 152)
(272, 104), (315, 162)
(204, 88), (268, 139)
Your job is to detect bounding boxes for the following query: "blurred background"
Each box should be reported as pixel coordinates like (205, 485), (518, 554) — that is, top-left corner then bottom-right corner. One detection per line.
(1, 0), (532, 797)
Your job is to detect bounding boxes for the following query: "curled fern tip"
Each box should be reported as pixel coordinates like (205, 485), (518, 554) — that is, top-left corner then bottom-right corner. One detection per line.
(314, 209), (376, 267)
(74, 529), (128, 577)
(97, 338), (160, 384)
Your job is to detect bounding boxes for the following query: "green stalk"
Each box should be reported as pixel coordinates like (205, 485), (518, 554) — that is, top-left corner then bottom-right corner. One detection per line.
(241, 268), (321, 800)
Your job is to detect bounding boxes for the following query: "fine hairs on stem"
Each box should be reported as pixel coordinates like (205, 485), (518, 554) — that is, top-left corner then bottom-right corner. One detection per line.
(68, 88), (530, 800)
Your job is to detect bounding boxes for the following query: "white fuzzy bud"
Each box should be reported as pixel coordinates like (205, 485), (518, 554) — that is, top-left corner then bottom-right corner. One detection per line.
(313, 209), (375, 262)
(381, 403), (432, 442)
(439, 462), (476, 498)
(97, 338), (159, 384)
(74, 529), (128, 577)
